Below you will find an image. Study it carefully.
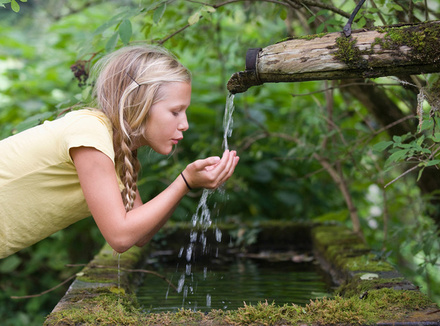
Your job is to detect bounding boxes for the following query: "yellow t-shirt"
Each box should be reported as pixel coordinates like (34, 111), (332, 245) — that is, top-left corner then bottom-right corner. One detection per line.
(0, 109), (117, 258)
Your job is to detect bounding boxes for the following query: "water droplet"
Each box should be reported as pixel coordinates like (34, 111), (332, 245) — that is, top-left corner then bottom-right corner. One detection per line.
(186, 264), (191, 275)
(190, 230), (197, 243)
(186, 243), (193, 262)
(200, 233), (207, 252)
(215, 228), (222, 242)
(177, 275), (185, 293)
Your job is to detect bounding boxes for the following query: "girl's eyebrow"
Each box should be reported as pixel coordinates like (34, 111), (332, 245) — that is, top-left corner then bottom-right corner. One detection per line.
(171, 104), (189, 110)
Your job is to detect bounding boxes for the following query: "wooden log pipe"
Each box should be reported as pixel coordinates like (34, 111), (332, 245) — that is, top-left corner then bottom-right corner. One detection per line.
(227, 21), (440, 94)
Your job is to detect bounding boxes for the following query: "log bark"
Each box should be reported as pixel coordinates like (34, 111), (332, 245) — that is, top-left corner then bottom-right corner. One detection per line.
(227, 21), (440, 94)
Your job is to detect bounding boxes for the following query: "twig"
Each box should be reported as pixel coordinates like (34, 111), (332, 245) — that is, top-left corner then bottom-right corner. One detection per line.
(187, 0), (291, 9)
(66, 263), (177, 291)
(291, 82), (403, 98)
(123, 268), (177, 291)
(384, 143), (440, 189)
(158, 24), (192, 45)
(10, 274), (77, 299)
(287, 0), (350, 18)
(384, 164), (419, 188)
(370, 114), (416, 139)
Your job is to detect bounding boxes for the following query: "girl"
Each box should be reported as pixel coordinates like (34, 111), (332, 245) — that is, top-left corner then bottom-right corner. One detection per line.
(0, 45), (239, 259)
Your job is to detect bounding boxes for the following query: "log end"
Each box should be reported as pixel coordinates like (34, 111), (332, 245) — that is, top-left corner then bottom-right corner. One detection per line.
(227, 70), (262, 94)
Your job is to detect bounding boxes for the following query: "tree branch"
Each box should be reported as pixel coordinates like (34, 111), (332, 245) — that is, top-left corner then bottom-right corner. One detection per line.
(298, 0), (349, 18)
(11, 274), (77, 299)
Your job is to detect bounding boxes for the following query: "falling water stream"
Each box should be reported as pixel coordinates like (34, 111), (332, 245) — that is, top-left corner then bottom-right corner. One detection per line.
(172, 93), (236, 308)
(222, 93), (235, 151)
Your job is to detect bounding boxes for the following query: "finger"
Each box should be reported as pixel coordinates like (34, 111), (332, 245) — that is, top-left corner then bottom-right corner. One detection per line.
(224, 156), (239, 181)
(217, 151), (237, 184)
(224, 155), (239, 182)
(206, 150), (230, 174)
(195, 156), (221, 171)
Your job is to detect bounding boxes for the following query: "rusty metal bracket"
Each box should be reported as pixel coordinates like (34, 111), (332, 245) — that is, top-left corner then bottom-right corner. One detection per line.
(343, 0), (366, 37)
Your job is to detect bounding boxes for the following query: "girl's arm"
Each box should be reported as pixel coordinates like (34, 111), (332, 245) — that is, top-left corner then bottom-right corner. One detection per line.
(70, 147), (238, 253)
(133, 189), (178, 247)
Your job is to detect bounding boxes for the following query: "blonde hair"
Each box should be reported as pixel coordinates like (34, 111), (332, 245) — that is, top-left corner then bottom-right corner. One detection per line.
(91, 45), (191, 211)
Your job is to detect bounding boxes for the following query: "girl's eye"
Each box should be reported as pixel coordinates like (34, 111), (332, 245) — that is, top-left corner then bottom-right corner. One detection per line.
(172, 111), (179, 117)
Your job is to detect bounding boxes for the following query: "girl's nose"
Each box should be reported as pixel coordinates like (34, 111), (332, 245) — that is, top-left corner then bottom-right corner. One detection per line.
(178, 114), (189, 131)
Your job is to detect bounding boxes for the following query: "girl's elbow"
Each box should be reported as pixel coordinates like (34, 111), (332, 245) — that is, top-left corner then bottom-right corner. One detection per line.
(107, 237), (133, 254)
(112, 246), (130, 254)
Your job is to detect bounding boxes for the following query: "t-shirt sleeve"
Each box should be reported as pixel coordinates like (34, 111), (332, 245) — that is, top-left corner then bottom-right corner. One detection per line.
(62, 112), (115, 164)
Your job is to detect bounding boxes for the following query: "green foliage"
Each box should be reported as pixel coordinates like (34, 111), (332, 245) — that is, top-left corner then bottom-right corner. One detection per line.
(1, 1), (440, 324)
(1, 0), (27, 13)
(374, 103), (440, 182)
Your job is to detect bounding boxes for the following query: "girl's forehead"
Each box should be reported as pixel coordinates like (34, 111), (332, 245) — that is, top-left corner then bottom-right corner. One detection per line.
(153, 82), (191, 106)
(161, 82), (191, 96)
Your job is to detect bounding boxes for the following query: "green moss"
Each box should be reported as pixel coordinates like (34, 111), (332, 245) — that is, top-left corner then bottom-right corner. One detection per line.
(276, 32), (327, 43)
(312, 225), (394, 275)
(333, 36), (370, 69)
(296, 32), (328, 41)
(328, 249), (394, 273)
(44, 289), (146, 325)
(45, 288), (437, 325)
(140, 309), (206, 325)
(74, 245), (143, 284)
(337, 275), (412, 298)
(333, 22), (440, 70)
(76, 268), (119, 284)
(374, 23), (440, 63)
(345, 254), (394, 272)
(133, 290), (436, 325)
(312, 225), (362, 246)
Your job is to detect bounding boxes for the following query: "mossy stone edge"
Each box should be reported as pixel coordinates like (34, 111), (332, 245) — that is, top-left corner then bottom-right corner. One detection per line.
(44, 223), (440, 325)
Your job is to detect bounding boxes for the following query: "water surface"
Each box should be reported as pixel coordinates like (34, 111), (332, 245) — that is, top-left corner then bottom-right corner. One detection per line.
(137, 252), (332, 313)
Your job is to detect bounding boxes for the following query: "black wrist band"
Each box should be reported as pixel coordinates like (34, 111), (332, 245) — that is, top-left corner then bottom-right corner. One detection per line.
(180, 172), (192, 190)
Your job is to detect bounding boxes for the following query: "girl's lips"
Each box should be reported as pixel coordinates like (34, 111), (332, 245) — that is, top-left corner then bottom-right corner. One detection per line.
(172, 138), (182, 145)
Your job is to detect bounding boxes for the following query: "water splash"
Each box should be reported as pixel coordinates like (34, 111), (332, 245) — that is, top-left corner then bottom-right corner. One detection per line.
(174, 93), (236, 308)
(206, 294), (211, 307)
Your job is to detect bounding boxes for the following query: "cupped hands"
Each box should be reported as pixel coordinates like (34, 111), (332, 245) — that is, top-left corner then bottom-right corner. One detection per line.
(182, 150), (239, 190)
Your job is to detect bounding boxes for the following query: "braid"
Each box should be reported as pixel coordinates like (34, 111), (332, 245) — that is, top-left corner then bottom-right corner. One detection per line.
(113, 123), (140, 211)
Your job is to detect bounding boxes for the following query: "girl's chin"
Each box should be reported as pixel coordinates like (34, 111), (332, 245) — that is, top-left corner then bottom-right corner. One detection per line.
(151, 146), (174, 156)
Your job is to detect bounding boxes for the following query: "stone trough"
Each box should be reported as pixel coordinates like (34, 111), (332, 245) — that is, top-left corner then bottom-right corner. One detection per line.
(44, 222), (440, 325)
